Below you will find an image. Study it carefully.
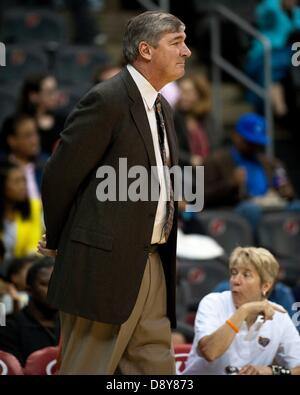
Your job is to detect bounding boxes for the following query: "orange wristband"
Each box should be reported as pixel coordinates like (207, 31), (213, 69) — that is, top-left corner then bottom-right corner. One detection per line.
(226, 319), (239, 333)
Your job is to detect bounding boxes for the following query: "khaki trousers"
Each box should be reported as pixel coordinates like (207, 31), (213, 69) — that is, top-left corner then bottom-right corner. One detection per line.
(59, 251), (175, 375)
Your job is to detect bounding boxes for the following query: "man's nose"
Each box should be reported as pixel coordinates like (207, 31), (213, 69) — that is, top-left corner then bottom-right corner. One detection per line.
(182, 43), (192, 58)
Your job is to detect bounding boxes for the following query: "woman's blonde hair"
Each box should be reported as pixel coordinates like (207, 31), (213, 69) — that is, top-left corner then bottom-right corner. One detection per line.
(229, 247), (279, 286)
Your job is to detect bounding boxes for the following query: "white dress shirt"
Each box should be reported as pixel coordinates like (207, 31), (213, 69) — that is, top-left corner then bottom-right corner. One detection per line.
(183, 291), (300, 375)
(127, 64), (171, 244)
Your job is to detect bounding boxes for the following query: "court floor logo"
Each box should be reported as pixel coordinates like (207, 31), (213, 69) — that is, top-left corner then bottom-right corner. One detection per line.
(0, 303), (6, 326)
(0, 42), (6, 66)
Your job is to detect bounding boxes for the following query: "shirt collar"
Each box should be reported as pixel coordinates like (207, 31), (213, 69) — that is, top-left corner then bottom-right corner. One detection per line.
(127, 64), (159, 110)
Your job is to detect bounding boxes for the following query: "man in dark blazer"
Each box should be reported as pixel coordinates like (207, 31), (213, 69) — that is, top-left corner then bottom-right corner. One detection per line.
(38, 11), (191, 374)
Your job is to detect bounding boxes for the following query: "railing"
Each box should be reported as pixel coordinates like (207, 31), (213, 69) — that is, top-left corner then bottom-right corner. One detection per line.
(211, 4), (274, 157)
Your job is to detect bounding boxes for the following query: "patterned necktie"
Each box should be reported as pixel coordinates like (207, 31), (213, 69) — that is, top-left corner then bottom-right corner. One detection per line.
(154, 93), (175, 242)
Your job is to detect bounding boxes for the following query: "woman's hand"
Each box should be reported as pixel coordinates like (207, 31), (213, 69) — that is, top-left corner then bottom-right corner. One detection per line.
(37, 234), (57, 257)
(242, 300), (286, 321)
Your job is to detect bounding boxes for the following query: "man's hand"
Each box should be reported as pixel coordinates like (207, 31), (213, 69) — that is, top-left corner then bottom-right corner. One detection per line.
(37, 234), (57, 257)
(239, 365), (272, 375)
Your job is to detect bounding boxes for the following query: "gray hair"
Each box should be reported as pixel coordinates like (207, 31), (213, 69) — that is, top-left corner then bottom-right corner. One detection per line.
(123, 11), (185, 64)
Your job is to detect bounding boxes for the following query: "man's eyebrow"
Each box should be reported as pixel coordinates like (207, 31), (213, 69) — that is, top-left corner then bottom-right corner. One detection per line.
(169, 34), (186, 42)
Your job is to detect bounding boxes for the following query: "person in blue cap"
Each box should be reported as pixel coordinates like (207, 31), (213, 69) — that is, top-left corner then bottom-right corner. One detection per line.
(203, 112), (300, 229)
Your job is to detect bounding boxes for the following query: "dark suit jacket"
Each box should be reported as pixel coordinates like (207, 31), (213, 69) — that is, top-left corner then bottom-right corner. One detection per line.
(41, 68), (179, 327)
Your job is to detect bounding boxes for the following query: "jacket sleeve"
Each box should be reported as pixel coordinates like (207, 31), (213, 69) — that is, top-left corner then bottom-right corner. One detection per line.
(41, 89), (114, 249)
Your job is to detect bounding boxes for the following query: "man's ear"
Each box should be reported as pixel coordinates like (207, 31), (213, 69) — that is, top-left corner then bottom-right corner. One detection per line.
(138, 41), (152, 61)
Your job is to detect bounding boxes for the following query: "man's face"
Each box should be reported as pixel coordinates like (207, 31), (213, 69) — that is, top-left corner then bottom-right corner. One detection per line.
(149, 31), (191, 85)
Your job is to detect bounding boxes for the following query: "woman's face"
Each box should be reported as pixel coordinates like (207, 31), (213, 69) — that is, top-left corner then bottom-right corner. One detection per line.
(177, 78), (199, 112)
(39, 76), (59, 111)
(230, 262), (269, 308)
(5, 168), (27, 203)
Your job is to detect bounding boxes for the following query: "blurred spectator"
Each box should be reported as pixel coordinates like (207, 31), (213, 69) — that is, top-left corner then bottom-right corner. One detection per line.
(203, 113), (300, 229)
(0, 258), (60, 366)
(161, 82), (181, 108)
(93, 64), (122, 84)
(246, 0), (300, 116)
(64, 0), (107, 45)
(18, 73), (65, 155)
(172, 331), (187, 346)
(0, 256), (36, 315)
(0, 114), (48, 197)
(0, 240), (5, 265)
(6, 257), (34, 292)
(0, 161), (43, 259)
(175, 74), (211, 167)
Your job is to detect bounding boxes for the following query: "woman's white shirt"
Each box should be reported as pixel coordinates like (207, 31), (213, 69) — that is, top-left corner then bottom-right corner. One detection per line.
(183, 291), (300, 375)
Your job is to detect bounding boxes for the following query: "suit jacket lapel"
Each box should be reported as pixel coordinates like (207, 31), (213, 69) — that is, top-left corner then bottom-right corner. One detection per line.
(121, 68), (178, 167)
(121, 68), (157, 168)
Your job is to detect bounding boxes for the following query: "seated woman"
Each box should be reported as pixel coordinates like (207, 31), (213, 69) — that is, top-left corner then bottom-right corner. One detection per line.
(0, 161), (43, 259)
(183, 247), (300, 375)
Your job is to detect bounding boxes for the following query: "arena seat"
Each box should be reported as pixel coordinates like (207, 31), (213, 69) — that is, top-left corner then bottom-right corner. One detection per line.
(197, 210), (253, 255)
(24, 346), (59, 375)
(0, 351), (24, 375)
(0, 45), (48, 87)
(174, 344), (192, 374)
(54, 45), (110, 86)
(0, 8), (67, 45)
(257, 212), (300, 258)
(177, 257), (228, 311)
